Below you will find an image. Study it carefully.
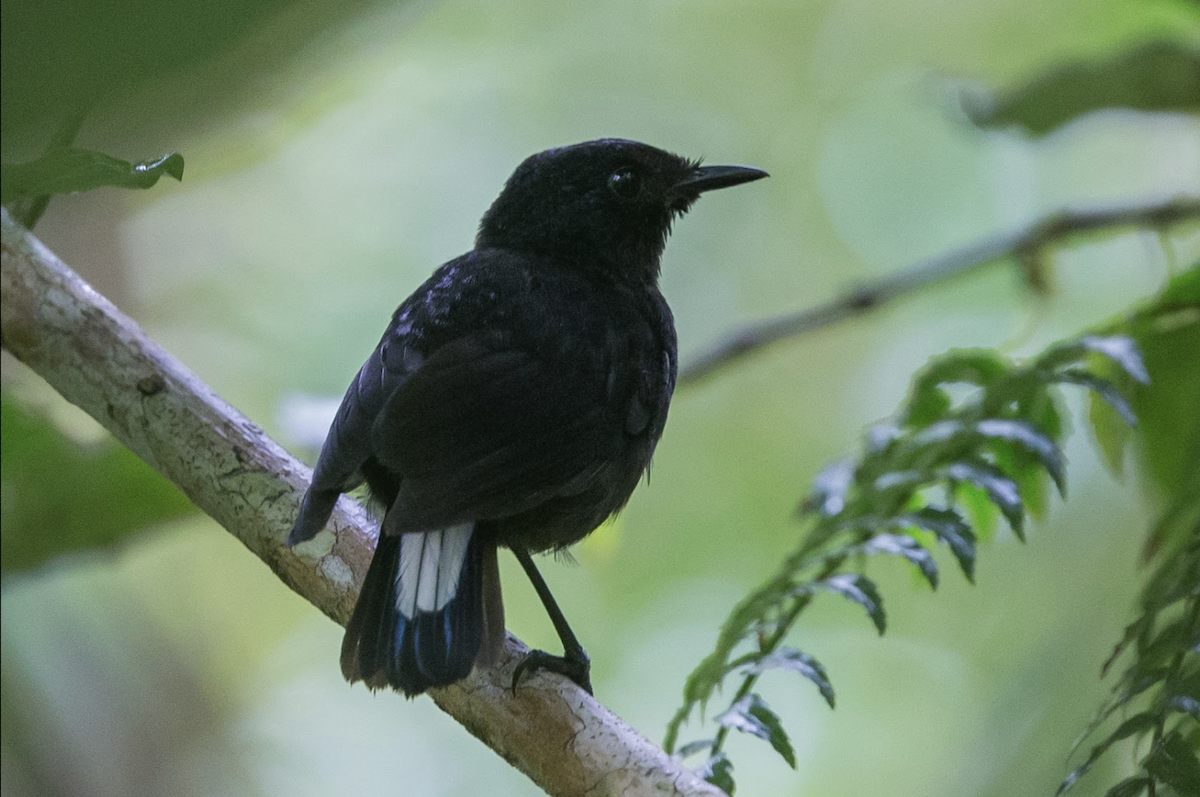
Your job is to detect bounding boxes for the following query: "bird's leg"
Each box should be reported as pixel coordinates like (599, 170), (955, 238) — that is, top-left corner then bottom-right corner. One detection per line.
(510, 545), (593, 695)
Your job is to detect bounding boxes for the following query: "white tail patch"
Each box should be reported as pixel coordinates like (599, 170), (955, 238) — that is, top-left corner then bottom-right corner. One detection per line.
(395, 524), (474, 619)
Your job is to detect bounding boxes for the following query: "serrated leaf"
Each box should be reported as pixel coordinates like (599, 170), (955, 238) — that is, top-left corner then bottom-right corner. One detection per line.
(1039, 335), (1148, 384)
(1138, 616), (1197, 672)
(1103, 776), (1153, 797)
(863, 533), (939, 590)
(1021, 386), (1065, 442)
(747, 648), (836, 709)
(1080, 335), (1150, 385)
(1087, 384), (1134, 477)
(715, 695), (797, 769)
(900, 507), (977, 582)
(1055, 368), (1139, 426)
(864, 422), (901, 454)
(954, 480), (999, 541)
(975, 417), (1067, 497)
(698, 751), (735, 795)
(909, 419), (963, 447)
(802, 459), (855, 517)
(1058, 712), (1160, 796)
(676, 738), (716, 758)
(817, 574), (886, 634)
(1, 148), (185, 203)
(872, 468), (926, 495)
(943, 460), (1024, 540)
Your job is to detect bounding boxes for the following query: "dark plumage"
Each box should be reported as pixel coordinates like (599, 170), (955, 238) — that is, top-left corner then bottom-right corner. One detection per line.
(288, 139), (767, 695)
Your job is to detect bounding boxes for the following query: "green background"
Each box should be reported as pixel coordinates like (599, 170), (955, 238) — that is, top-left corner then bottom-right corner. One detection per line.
(2, 0), (1199, 795)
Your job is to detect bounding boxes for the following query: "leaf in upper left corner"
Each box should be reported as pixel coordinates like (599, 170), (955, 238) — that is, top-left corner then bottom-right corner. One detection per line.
(1, 148), (184, 204)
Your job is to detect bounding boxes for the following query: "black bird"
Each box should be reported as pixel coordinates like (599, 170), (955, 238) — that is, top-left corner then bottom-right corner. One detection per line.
(287, 139), (767, 696)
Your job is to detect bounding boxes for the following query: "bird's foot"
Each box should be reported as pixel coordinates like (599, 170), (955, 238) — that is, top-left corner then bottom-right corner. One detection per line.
(512, 648), (592, 696)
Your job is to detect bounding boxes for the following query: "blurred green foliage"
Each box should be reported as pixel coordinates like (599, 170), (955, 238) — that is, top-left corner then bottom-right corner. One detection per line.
(0, 392), (196, 575)
(667, 334), (1153, 793)
(1053, 266), (1200, 797)
(965, 40), (1200, 136)
(0, 0), (391, 152)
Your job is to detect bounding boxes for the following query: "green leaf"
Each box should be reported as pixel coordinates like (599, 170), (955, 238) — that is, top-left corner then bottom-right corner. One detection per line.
(1, 148), (185, 204)
(900, 507), (977, 582)
(1169, 695), (1200, 722)
(1078, 336), (1151, 385)
(1125, 306), (1200, 529)
(963, 41), (1200, 136)
(715, 695), (796, 768)
(862, 533), (939, 590)
(904, 386), (951, 428)
(802, 460), (855, 517)
(676, 739), (715, 758)
(975, 418), (1067, 497)
(911, 350), (1009, 393)
(1159, 262), (1200, 305)
(1146, 732), (1200, 796)
(817, 574), (886, 634)
(943, 460), (1024, 540)
(1087, 383), (1134, 477)
(903, 350), (1009, 427)
(1058, 712), (1160, 796)
(1, 392), (196, 574)
(1039, 335), (1150, 386)
(699, 752), (735, 795)
(747, 648), (836, 709)
(1103, 776), (1152, 797)
(871, 468), (925, 495)
(1137, 616), (1199, 675)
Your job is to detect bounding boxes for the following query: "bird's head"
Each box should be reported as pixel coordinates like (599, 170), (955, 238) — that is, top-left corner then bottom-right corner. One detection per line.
(476, 139), (767, 283)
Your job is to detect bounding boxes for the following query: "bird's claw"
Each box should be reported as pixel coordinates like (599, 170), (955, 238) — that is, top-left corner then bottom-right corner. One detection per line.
(511, 649), (593, 696)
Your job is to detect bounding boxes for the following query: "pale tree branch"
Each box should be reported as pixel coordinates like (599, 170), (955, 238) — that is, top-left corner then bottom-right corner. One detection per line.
(0, 208), (724, 797)
(680, 195), (1200, 385)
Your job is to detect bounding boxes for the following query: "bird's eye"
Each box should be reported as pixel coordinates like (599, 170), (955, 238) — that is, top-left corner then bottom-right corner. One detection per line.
(607, 168), (642, 199)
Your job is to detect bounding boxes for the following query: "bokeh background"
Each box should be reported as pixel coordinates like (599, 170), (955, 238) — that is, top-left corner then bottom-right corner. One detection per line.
(3, 0), (1199, 795)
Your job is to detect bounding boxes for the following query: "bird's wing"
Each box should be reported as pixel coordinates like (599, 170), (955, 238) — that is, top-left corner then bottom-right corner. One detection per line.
(372, 333), (622, 533)
(287, 311), (417, 544)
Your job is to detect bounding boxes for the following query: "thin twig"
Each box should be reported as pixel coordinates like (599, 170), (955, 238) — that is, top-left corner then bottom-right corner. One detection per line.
(680, 196), (1200, 385)
(0, 208), (725, 797)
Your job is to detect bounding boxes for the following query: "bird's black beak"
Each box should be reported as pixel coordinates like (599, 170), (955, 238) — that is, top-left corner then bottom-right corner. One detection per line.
(671, 164), (769, 196)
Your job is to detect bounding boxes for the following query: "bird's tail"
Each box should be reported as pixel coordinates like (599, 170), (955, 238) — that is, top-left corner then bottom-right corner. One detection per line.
(340, 523), (504, 695)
